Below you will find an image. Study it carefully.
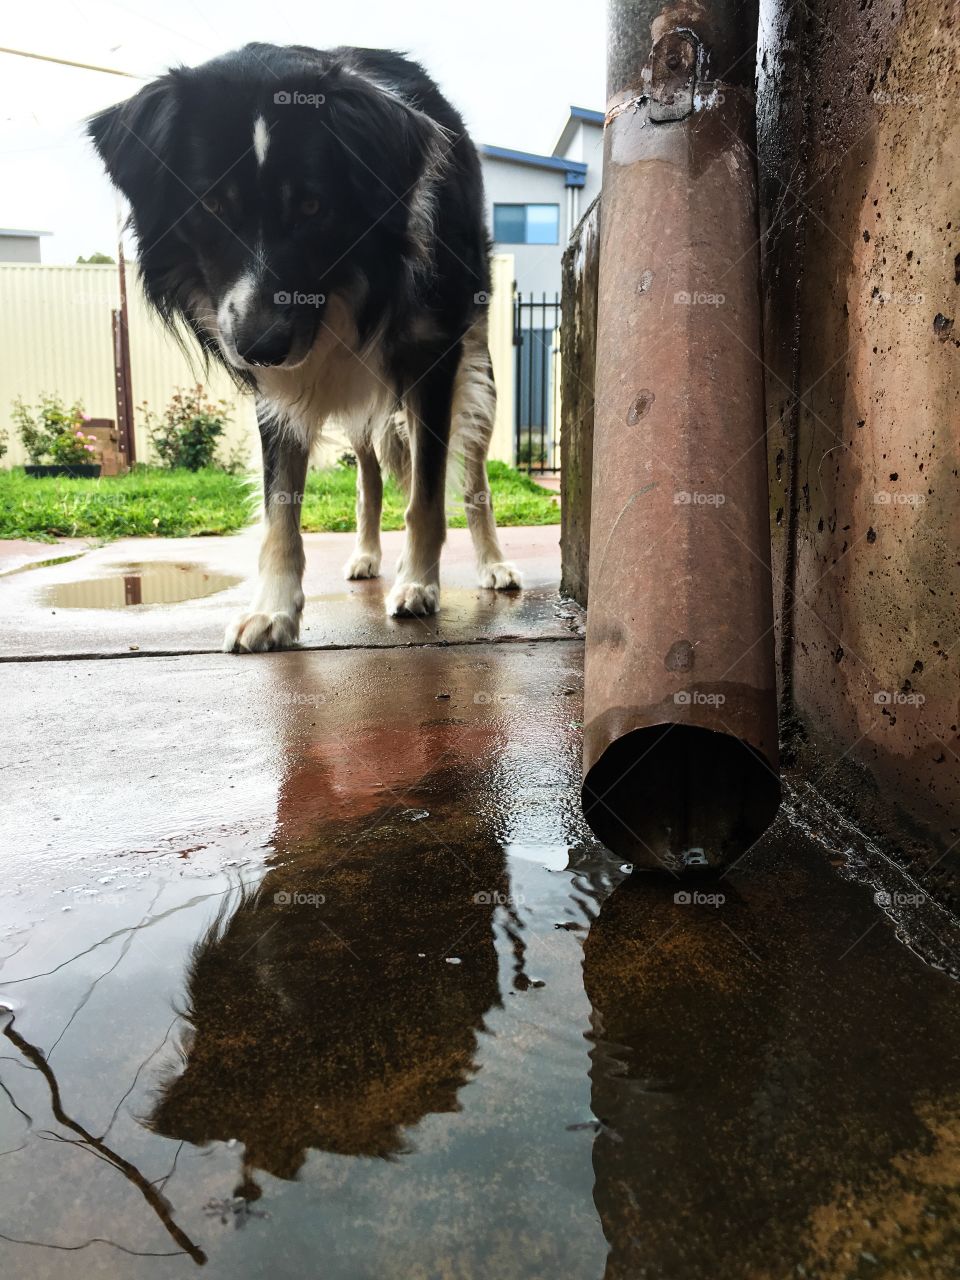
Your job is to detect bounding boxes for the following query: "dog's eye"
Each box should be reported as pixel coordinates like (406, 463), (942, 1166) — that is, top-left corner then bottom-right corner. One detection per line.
(299, 198), (320, 217)
(201, 195), (223, 215)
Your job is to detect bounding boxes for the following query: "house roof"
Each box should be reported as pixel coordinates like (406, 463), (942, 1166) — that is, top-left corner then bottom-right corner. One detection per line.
(552, 106), (604, 161)
(569, 106), (605, 125)
(0, 228), (51, 237)
(478, 144), (588, 187)
(479, 144), (588, 177)
(479, 107), (602, 189)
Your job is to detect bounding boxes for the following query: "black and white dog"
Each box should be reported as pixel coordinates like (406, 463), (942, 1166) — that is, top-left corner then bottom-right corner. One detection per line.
(89, 43), (521, 652)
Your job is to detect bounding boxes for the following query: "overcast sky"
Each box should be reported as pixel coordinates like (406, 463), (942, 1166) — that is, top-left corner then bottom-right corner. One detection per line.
(0, 1), (606, 263)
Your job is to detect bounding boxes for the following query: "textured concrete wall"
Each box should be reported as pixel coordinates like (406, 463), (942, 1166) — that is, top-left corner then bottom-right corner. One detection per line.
(560, 197), (600, 605)
(759, 0), (960, 893)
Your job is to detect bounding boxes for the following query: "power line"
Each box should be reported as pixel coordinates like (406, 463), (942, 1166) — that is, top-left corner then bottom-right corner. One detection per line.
(0, 45), (144, 80)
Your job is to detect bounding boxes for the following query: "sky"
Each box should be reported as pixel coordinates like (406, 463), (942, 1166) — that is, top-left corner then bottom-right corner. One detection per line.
(0, 1), (607, 263)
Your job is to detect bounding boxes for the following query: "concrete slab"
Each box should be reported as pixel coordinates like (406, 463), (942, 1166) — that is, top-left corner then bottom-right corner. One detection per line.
(1, 642), (959, 1278)
(0, 525), (578, 659)
(0, 537), (93, 575)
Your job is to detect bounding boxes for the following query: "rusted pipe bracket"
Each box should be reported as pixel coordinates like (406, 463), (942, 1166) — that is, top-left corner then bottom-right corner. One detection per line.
(646, 29), (700, 122)
(604, 28), (707, 126)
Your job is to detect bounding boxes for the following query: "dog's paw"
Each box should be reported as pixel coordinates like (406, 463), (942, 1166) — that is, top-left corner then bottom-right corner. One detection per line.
(386, 581), (439, 617)
(223, 611), (300, 654)
(478, 561), (523, 591)
(343, 550), (381, 580)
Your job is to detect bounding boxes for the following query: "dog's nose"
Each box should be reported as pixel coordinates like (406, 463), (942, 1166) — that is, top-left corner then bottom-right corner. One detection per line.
(237, 331), (292, 367)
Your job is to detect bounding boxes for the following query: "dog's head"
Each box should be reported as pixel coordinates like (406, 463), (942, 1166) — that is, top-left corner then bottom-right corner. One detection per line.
(89, 44), (447, 371)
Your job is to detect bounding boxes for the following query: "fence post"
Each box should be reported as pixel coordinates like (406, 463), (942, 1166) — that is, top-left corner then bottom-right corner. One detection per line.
(113, 243), (135, 465)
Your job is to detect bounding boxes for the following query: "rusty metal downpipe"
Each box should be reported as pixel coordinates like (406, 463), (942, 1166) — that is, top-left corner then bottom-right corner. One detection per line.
(582, 0), (780, 871)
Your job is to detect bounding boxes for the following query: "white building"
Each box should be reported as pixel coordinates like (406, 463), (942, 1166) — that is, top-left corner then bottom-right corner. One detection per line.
(479, 107), (603, 299)
(0, 228), (50, 263)
(478, 108), (603, 468)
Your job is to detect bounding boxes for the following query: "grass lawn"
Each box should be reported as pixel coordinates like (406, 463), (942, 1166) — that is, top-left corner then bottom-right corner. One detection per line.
(0, 461), (559, 542)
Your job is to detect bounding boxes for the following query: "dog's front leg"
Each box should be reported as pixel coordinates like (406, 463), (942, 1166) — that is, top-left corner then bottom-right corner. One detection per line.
(343, 442), (383, 580)
(386, 349), (459, 617)
(224, 412), (308, 653)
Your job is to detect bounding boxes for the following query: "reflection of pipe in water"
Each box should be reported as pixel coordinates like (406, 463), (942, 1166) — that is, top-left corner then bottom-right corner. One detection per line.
(582, 0), (780, 870)
(581, 866), (960, 1277)
(1, 1015), (206, 1265)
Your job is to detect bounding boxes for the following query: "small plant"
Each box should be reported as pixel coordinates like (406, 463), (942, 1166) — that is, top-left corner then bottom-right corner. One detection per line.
(11, 394), (97, 464)
(0, 424), (7, 460)
(141, 386), (232, 471)
(219, 439), (250, 476)
(336, 450), (358, 469)
(516, 435), (548, 467)
(49, 427), (99, 465)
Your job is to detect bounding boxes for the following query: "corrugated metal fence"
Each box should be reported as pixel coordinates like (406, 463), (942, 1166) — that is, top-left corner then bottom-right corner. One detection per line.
(0, 254), (516, 469)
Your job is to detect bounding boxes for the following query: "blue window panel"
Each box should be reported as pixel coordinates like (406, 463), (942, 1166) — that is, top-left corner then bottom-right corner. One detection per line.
(493, 204), (527, 244)
(525, 204), (559, 244)
(493, 204), (560, 245)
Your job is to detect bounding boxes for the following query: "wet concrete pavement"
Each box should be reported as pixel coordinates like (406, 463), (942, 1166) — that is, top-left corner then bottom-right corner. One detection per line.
(0, 528), (572, 659)
(1, 532), (959, 1277)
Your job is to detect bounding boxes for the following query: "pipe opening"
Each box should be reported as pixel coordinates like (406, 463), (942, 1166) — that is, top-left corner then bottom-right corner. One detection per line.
(582, 723), (781, 871)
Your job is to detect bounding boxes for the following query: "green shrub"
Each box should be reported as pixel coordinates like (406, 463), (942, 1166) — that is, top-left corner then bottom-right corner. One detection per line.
(142, 386), (232, 471)
(11, 394), (97, 465)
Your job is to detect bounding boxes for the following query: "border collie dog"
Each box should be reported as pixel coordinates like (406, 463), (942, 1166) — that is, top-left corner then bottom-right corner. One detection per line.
(89, 43), (521, 652)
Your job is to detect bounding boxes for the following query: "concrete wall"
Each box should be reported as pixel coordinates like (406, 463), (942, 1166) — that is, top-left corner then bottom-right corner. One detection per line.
(560, 197), (600, 604)
(758, 0), (960, 896)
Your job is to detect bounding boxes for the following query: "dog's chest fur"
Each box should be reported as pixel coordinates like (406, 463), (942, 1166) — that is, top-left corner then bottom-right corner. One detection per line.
(253, 294), (394, 448)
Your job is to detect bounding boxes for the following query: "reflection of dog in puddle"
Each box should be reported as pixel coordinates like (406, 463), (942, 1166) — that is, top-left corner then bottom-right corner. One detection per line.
(149, 788), (512, 1197)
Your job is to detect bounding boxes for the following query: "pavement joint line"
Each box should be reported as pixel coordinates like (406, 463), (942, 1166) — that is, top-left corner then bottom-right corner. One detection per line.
(0, 632), (586, 664)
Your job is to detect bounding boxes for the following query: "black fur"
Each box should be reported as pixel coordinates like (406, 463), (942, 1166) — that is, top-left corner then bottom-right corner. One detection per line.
(87, 42), (491, 385)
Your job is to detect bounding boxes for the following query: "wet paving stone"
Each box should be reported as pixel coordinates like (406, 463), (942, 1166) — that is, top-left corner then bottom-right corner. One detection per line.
(1, 643), (958, 1278)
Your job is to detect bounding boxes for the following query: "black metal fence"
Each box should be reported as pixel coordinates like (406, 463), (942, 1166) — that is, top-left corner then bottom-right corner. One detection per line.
(513, 292), (561, 473)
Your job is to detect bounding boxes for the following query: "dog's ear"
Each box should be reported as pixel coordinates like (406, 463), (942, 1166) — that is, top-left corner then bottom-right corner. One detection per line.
(87, 74), (179, 206)
(323, 78), (450, 219)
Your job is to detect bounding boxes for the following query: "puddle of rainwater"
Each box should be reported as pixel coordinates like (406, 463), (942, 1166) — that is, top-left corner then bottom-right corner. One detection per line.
(1, 659), (959, 1279)
(41, 562), (242, 608)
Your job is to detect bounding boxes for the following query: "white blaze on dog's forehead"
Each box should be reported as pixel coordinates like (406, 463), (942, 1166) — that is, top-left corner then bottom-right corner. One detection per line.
(253, 115), (269, 167)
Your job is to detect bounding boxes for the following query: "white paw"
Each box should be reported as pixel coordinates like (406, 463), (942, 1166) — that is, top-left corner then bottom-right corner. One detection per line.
(343, 550), (381, 580)
(386, 581), (440, 617)
(478, 561), (523, 590)
(223, 611), (300, 653)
